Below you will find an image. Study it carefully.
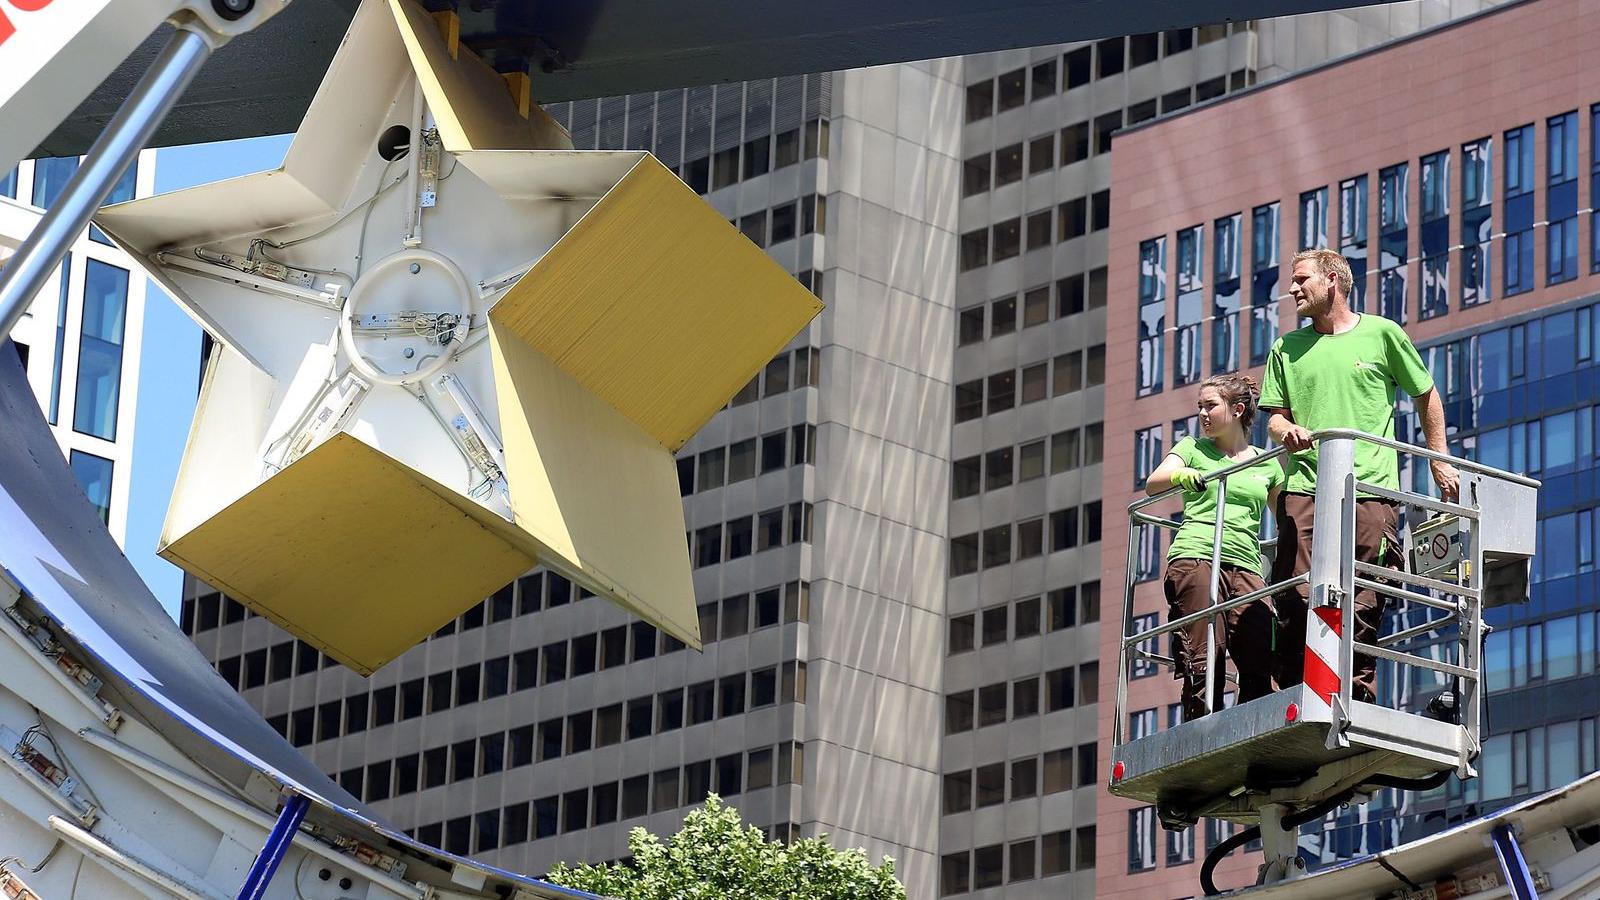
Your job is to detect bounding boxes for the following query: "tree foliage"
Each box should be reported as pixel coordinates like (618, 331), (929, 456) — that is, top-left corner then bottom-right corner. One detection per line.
(546, 795), (906, 900)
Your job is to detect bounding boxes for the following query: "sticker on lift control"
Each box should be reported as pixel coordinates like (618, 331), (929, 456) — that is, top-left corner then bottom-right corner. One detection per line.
(1410, 514), (1462, 576)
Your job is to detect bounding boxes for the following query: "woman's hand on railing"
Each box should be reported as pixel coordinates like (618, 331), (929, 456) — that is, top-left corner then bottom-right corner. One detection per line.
(1279, 423), (1315, 452)
(1171, 467), (1203, 493)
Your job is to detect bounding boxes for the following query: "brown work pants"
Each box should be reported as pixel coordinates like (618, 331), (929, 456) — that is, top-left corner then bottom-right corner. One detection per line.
(1271, 492), (1400, 703)
(1162, 558), (1274, 721)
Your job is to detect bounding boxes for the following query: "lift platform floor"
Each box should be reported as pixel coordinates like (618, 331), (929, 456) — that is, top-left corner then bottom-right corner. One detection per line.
(1111, 685), (1463, 821)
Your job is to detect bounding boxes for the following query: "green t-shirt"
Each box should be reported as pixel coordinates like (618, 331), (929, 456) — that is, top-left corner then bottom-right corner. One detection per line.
(1165, 437), (1285, 575)
(1259, 315), (1434, 495)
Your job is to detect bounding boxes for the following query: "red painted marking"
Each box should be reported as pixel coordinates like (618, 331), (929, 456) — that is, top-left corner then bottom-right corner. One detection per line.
(1112, 761), (1125, 781)
(1312, 606), (1343, 634)
(1285, 703), (1300, 723)
(1304, 650), (1340, 705)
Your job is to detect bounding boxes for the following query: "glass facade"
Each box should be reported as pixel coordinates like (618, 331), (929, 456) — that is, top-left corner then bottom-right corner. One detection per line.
(30, 157), (79, 211)
(1137, 237), (1166, 397)
(1504, 124), (1535, 296)
(73, 259), (129, 441)
(1378, 162), (1409, 323)
(1212, 213), (1242, 374)
(1174, 225), (1204, 386)
(68, 450), (113, 525)
(1461, 137), (1493, 308)
(1419, 151), (1450, 320)
(1249, 202), (1279, 366)
(1339, 176), (1369, 312)
(48, 254), (71, 425)
(1298, 186), (1327, 251)
(1547, 111), (1579, 285)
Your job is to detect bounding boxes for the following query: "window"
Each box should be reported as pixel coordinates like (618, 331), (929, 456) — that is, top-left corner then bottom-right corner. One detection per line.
(1417, 150), (1450, 321)
(1091, 189), (1110, 232)
(1096, 37), (1124, 77)
(984, 447), (1013, 491)
(1012, 756), (1039, 800)
(1174, 224), (1203, 385)
(1088, 267), (1108, 309)
(986, 370), (1015, 414)
(1128, 807), (1158, 871)
(774, 129), (800, 168)
(962, 153), (991, 197)
(1042, 830), (1072, 876)
(1064, 46), (1091, 88)
(1137, 236), (1166, 397)
(965, 80), (994, 122)
(1010, 839), (1036, 883)
(1505, 124), (1534, 296)
(68, 451), (114, 525)
(1213, 212), (1242, 373)
(1133, 425), (1163, 489)
(997, 68), (1026, 110)
(1127, 98), (1156, 126)
(1012, 677), (1039, 717)
(981, 525), (1011, 569)
(1251, 202), (1280, 365)
(74, 260), (129, 440)
(1061, 122), (1089, 165)
(1378, 163), (1410, 322)
(1030, 58), (1057, 97)
(943, 771), (972, 815)
(1016, 517), (1043, 559)
(1340, 175), (1371, 312)
(991, 295), (1016, 336)
(1023, 286), (1050, 327)
(721, 598), (748, 640)
(688, 680), (716, 725)
(994, 143), (1024, 186)
(992, 217), (1021, 262)
(760, 430), (786, 472)
(1462, 138), (1492, 306)
(1549, 111), (1579, 284)
(958, 305), (985, 345)
(712, 146), (739, 190)
(1059, 197), (1087, 240)
(1025, 209), (1052, 251)
(981, 605), (1009, 645)
(1053, 351), (1082, 396)
(949, 614), (975, 654)
(946, 690), (975, 733)
(941, 852), (970, 896)
(1160, 88), (1191, 114)
(1094, 110), (1122, 155)
(952, 456), (981, 499)
(739, 211), (766, 247)
(1019, 441), (1045, 482)
(742, 135), (770, 179)
(1129, 31), (1158, 66)
(31, 157), (79, 211)
(1131, 613), (1160, 677)
(1045, 667), (1075, 711)
(718, 673), (746, 717)
(1299, 186), (1328, 250)
(959, 229), (988, 271)
(951, 533), (978, 576)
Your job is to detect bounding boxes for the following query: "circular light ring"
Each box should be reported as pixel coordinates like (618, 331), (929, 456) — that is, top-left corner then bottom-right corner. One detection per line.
(339, 248), (473, 387)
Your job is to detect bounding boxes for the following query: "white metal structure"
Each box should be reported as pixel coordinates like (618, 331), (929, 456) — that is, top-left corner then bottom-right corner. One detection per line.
(1110, 430), (1539, 891)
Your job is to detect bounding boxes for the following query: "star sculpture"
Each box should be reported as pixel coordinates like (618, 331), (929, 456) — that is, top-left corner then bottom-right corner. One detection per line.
(96, 0), (822, 675)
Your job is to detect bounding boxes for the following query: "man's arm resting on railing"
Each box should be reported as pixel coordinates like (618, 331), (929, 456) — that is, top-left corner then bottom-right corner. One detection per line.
(1415, 387), (1460, 502)
(1266, 408), (1314, 452)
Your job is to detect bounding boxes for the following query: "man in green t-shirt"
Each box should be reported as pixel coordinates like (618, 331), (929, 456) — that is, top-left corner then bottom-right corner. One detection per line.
(1260, 249), (1458, 704)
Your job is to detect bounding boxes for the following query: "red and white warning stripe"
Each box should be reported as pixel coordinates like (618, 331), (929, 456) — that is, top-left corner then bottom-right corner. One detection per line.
(1303, 605), (1343, 708)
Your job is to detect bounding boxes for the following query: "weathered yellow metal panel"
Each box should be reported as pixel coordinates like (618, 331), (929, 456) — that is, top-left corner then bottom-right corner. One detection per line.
(489, 155), (825, 452)
(489, 321), (702, 648)
(388, 0), (571, 151)
(158, 433), (537, 675)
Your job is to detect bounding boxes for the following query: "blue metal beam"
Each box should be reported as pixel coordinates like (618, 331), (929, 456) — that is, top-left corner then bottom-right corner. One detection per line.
(1489, 822), (1540, 900)
(236, 792), (311, 900)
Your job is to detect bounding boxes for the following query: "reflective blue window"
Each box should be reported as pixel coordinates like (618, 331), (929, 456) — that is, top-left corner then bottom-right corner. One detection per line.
(1461, 138), (1493, 307)
(0, 167), (15, 199)
(1339, 176), (1369, 312)
(1250, 202), (1279, 366)
(1174, 225), (1203, 386)
(1298, 186), (1327, 251)
(89, 161), (136, 246)
(1212, 213), (1242, 374)
(1504, 124), (1535, 295)
(1137, 237), (1166, 398)
(30, 157), (79, 210)
(1419, 154), (1449, 317)
(48, 254), (70, 425)
(1378, 164), (1409, 323)
(68, 450), (113, 525)
(1547, 112), (1580, 284)
(73, 260), (129, 441)
(1591, 105), (1600, 273)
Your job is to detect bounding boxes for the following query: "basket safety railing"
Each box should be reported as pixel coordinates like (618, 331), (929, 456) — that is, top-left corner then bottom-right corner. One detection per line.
(1113, 428), (1540, 771)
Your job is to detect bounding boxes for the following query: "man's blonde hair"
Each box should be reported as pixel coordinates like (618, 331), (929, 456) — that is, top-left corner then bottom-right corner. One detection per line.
(1291, 248), (1354, 299)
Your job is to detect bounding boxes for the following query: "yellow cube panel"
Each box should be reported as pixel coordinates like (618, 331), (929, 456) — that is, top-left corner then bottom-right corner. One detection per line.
(159, 433), (537, 675)
(489, 156), (825, 452)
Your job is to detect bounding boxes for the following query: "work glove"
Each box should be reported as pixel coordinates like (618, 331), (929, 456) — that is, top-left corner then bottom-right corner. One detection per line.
(1171, 467), (1204, 493)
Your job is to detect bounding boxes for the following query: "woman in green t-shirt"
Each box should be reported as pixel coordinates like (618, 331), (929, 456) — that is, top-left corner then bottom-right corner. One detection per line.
(1145, 373), (1285, 721)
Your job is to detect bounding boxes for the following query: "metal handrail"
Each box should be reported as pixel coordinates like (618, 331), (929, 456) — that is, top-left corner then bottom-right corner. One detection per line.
(1114, 429), (1537, 755)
